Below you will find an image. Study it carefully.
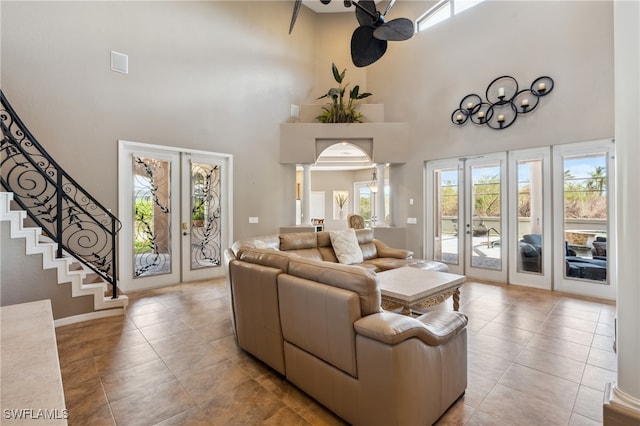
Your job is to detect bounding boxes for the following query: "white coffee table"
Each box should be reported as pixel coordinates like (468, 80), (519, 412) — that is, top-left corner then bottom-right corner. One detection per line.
(378, 267), (466, 315)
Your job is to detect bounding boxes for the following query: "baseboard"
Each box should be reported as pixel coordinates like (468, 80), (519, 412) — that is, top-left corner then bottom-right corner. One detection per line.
(54, 307), (125, 328)
(603, 382), (640, 426)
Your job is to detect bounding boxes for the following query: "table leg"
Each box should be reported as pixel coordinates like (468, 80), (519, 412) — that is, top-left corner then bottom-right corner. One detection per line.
(452, 288), (460, 311)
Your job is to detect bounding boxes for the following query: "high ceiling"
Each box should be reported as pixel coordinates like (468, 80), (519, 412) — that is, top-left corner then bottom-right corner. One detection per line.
(301, 0), (382, 14)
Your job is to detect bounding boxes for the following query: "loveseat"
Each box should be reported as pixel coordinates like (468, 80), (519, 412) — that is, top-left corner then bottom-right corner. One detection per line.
(223, 229), (468, 425)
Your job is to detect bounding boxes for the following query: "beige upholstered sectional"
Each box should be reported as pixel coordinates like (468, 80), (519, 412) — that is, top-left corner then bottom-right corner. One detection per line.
(223, 229), (468, 425)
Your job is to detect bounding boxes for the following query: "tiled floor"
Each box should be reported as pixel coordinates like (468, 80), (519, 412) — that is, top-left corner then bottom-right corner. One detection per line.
(56, 278), (616, 425)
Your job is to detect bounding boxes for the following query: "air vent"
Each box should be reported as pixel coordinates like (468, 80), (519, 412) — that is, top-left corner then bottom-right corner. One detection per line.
(110, 51), (128, 74)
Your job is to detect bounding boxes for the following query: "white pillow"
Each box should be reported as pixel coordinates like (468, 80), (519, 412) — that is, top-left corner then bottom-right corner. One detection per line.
(330, 229), (364, 265)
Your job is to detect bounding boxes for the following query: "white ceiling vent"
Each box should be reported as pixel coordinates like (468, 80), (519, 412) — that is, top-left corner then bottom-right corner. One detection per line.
(110, 51), (128, 74)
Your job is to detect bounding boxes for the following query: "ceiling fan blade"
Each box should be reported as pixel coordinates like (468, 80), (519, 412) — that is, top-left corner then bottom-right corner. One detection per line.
(351, 25), (388, 67)
(289, 0), (302, 34)
(321, 0), (332, 4)
(382, 0), (397, 16)
(354, 0), (378, 26)
(373, 18), (414, 41)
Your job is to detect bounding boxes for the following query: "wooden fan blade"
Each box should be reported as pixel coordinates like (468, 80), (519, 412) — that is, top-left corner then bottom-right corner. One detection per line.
(373, 18), (414, 41)
(289, 0), (302, 34)
(351, 25), (388, 67)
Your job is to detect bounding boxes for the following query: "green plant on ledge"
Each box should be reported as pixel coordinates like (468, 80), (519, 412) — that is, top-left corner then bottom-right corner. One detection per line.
(317, 63), (372, 123)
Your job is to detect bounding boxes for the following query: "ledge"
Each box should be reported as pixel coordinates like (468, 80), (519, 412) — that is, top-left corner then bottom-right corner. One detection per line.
(280, 122), (409, 165)
(1, 300), (67, 425)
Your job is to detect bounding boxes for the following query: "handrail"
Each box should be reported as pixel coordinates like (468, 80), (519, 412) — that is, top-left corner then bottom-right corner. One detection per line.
(0, 91), (121, 298)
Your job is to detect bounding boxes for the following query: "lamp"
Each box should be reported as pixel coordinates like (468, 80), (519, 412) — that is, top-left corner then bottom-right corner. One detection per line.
(368, 169), (378, 228)
(451, 75), (554, 130)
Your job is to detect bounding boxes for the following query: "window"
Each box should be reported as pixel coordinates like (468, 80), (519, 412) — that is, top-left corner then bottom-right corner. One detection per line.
(417, 0), (485, 31)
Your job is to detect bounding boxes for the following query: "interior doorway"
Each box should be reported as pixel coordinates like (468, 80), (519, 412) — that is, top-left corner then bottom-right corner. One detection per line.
(118, 141), (232, 292)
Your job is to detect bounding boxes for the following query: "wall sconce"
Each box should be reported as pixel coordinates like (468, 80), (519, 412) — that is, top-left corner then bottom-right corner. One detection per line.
(451, 75), (554, 130)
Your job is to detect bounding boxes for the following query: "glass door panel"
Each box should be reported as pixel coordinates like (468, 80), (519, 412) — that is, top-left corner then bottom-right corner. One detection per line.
(553, 140), (615, 299)
(189, 161), (221, 270)
(436, 168), (460, 265)
(132, 156), (173, 278)
(181, 153), (228, 283)
(464, 153), (507, 282)
(469, 163), (503, 271)
(426, 160), (463, 275)
(508, 147), (552, 289)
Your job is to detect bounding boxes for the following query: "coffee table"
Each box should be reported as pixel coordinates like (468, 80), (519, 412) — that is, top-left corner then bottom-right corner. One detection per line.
(378, 267), (466, 315)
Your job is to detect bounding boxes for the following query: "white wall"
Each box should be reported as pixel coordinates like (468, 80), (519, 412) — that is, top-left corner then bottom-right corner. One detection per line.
(1, 1), (317, 241)
(1, 1), (615, 259)
(366, 0), (615, 255)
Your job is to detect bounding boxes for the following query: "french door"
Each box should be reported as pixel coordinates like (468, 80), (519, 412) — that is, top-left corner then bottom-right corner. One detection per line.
(118, 141), (232, 292)
(427, 141), (614, 299)
(553, 140), (615, 299)
(507, 147), (552, 289)
(426, 153), (508, 282)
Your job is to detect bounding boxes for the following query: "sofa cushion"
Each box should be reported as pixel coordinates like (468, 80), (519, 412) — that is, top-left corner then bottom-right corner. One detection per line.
(280, 232), (318, 251)
(288, 258), (381, 316)
(330, 229), (364, 265)
(238, 248), (296, 273)
(316, 231), (339, 262)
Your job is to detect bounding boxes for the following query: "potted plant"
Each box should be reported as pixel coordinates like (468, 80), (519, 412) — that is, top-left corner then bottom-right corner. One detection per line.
(317, 63), (372, 123)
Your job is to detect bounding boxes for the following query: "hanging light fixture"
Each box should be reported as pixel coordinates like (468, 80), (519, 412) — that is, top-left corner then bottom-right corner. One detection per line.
(368, 169), (378, 193)
(368, 168), (378, 228)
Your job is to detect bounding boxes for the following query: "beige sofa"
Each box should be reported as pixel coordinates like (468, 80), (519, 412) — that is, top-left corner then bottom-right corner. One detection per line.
(230, 229), (447, 272)
(223, 230), (468, 425)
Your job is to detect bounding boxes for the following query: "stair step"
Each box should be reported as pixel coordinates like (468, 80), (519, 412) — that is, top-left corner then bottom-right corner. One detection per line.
(0, 192), (128, 314)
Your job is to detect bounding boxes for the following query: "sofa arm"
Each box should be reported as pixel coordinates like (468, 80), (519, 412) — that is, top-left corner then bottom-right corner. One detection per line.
(373, 239), (414, 259)
(354, 310), (467, 346)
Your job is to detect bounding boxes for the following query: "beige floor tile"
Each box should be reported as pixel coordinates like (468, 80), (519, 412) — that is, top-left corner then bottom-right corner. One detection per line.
(544, 314), (598, 333)
(498, 363), (580, 409)
(526, 333), (591, 363)
(573, 385), (605, 422)
(581, 364), (617, 392)
(100, 358), (177, 402)
(586, 346), (617, 371)
(55, 278), (617, 425)
(478, 383), (572, 426)
(177, 358), (252, 405)
(468, 332), (525, 361)
(515, 346), (586, 383)
(110, 379), (196, 425)
(536, 323), (595, 346)
(476, 322), (535, 346)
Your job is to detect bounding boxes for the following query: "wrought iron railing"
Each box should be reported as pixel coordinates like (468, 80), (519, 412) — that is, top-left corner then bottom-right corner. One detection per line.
(0, 91), (121, 298)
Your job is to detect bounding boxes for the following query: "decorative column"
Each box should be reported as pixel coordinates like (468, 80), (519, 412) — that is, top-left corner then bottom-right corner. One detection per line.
(302, 164), (312, 225)
(375, 163), (386, 226)
(604, 1), (640, 423)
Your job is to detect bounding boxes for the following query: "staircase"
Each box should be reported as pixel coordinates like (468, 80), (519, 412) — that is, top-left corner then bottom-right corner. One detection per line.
(1, 192), (128, 314)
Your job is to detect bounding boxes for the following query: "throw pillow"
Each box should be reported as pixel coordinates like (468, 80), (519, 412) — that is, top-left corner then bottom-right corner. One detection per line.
(329, 229), (364, 265)
(592, 241), (607, 257)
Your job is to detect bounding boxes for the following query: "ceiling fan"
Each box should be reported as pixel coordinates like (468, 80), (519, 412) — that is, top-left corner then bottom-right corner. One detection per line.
(289, 0), (414, 67)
